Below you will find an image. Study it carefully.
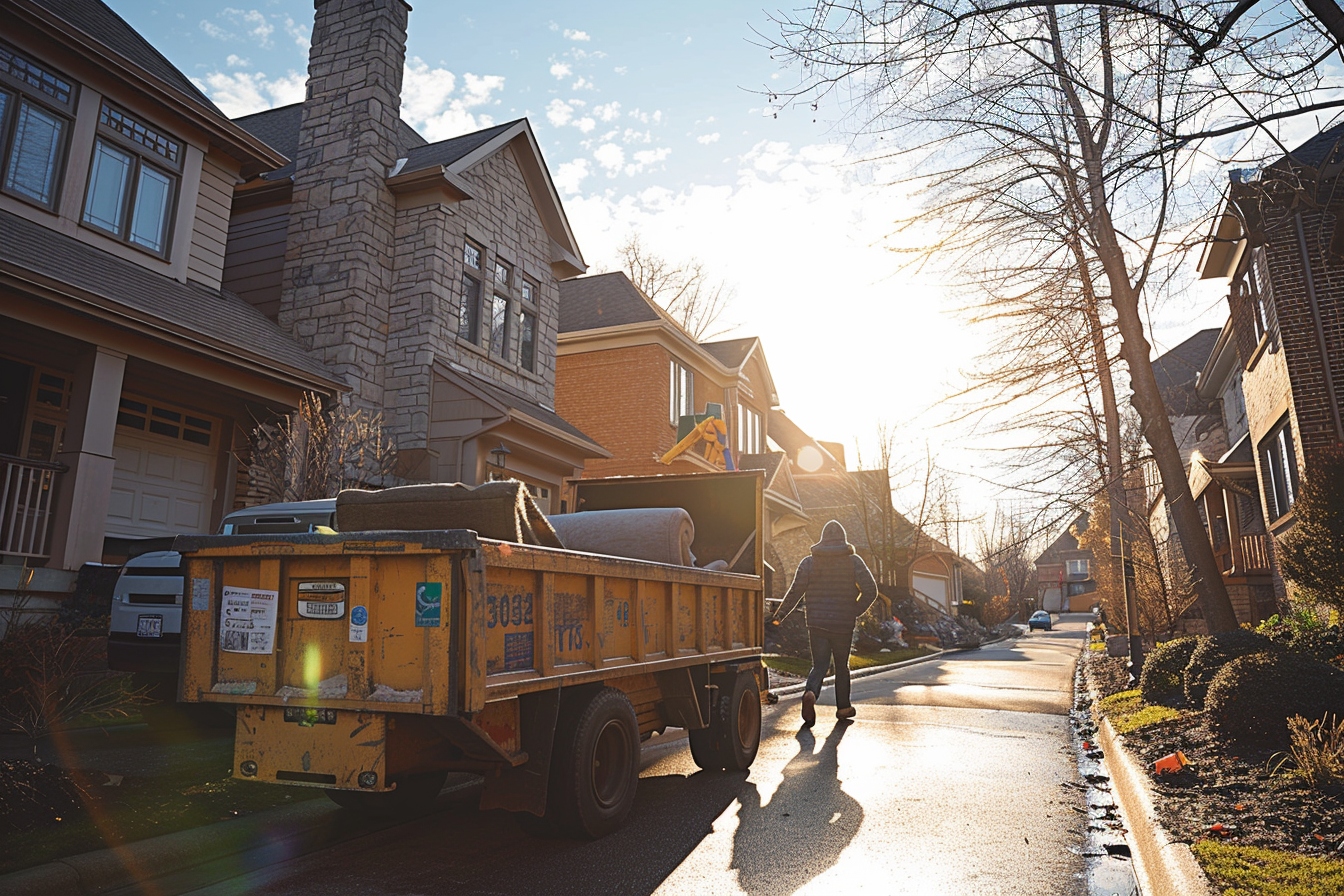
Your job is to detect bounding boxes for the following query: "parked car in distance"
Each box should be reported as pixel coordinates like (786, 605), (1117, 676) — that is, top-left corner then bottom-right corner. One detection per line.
(1028, 610), (1053, 632)
(107, 499), (338, 690)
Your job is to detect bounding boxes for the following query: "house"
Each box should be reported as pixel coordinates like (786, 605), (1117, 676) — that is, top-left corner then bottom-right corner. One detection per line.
(1034, 512), (1097, 613)
(222, 0), (605, 513)
(0, 0), (341, 601)
(1197, 122), (1344, 609)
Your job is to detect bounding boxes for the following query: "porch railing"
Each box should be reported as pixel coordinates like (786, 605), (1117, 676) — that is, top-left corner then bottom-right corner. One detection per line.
(1240, 534), (1270, 573)
(0, 454), (65, 561)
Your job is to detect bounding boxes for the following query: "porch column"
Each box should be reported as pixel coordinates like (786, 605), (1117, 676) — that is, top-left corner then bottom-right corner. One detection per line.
(48, 347), (126, 569)
(1223, 485), (1244, 574)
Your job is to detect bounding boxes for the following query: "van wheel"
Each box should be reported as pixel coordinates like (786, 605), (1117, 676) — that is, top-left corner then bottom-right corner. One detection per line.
(324, 771), (447, 816)
(548, 687), (639, 838)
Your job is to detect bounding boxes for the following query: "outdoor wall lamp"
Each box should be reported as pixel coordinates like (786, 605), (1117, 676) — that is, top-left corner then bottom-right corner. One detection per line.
(489, 442), (511, 471)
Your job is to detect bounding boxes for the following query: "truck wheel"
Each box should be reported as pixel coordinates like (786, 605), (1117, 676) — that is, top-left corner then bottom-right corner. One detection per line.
(549, 687), (639, 838)
(324, 770), (447, 816)
(718, 670), (761, 771)
(689, 670), (761, 772)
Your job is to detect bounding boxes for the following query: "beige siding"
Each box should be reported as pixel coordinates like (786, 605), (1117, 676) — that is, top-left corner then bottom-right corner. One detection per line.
(187, 156), (235, 288)
(222, 204), (291, 320)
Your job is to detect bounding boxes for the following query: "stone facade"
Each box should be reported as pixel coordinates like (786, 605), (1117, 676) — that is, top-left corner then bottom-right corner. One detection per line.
(279, 0), (410, 414)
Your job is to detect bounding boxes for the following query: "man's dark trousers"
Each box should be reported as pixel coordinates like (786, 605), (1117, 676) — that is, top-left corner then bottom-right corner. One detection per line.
(805, 627), (853, 709)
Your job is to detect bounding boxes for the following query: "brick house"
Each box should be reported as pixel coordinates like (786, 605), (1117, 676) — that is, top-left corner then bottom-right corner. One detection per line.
(0, 0), (341, 601)
(1034, 512), (1097, 613)
(1196, 123), (1344, 607)
(224, 0), (605, 512)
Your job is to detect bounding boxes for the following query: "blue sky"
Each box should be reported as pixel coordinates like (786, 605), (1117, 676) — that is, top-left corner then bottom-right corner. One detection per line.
(106, 0), (1231, 539)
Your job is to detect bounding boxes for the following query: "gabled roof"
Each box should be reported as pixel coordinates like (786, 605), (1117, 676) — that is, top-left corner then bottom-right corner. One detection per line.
(17, 0), (285, 177)
(701, 337), (756, 368)
(235, 103), (428, 181)
(1154, 328), (1219, 417)
(1034, 512), (1090, 565)
(559, 271), (663, 332)
(434, 363), (606, 456)
(767, 409), (846, 474)
(0, 209), (339, 392)
(739, 450), (807, 519)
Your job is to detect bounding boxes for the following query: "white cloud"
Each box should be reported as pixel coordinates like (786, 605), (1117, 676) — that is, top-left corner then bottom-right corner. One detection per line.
(401, 63), (505, 140)
(629, 108), (663, 125)
(192, 70), (306, 117)
(571, 77), (594, 91)
(627, 147), (671, 175)
(225, 54), (248, 68)
(696, 133), (721, 145)
(574, 117), (596, 133)
(563, 29), (591, 41)
(593, 143), (625, 175)
(622, 128), (652, 144)
(555, 158), (590, 194)
(614, 66), (628, 76)
(683, 36), (692, 45)
(199, 20), (228, 40)
(200, 8), (276, 47)
(546, 98), (575, 128)
(550, 62), (572, 80)
(594, 102), (621, 122)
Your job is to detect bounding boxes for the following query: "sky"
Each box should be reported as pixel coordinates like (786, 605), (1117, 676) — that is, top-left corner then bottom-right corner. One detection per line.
(106, 0), (1236, 546)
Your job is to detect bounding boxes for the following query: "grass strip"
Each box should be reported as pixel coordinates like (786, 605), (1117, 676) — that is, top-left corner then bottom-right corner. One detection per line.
(763, 646), (934, 679)
(1193, 840), (1344, 896)
(1096, 688), (1181, 735)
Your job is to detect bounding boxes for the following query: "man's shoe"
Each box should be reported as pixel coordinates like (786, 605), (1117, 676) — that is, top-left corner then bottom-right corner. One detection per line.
(836, 706), (857, 720)
(801, 690), (816, 726)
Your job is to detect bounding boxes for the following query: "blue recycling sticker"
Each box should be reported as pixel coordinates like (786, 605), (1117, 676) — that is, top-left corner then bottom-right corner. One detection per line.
(351, 605), (368, 626)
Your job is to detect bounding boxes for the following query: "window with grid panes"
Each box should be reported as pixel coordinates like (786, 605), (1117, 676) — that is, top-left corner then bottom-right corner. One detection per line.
(459, 240), (484, 343)
(1259, 416), (1299, 521)
(0, 41), (75, 210)
(488, 261), (512, 358)
(519, 277), (538, 372)
(82, 102), (181, 255)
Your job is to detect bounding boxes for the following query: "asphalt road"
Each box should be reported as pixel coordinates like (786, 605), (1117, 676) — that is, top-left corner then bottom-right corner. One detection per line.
(180, 617), (1093, 896)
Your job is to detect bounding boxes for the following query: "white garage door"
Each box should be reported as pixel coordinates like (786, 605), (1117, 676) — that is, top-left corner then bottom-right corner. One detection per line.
(911, 573), (950, 613)
(107, 430), (216, 538)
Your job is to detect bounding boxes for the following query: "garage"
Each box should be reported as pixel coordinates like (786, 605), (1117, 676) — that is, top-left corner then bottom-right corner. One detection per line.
(106, 397), (218, 538)
(911, 573), (950, 614)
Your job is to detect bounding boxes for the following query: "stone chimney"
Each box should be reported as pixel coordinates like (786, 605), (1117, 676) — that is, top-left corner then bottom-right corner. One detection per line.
(279, 0), (410, 412)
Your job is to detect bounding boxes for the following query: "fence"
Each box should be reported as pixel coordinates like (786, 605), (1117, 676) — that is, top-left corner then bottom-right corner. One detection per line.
(0, 453), (65, 561)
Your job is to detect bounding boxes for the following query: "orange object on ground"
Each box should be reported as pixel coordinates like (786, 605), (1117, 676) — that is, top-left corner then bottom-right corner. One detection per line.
(1153, 751), (1189, 775)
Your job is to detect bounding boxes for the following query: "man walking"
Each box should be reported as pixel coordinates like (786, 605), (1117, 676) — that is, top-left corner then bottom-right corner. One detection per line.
(772, 520), (878, 725)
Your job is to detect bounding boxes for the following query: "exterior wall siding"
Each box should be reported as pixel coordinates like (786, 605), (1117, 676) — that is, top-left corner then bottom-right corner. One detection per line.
(186, 154), (235, 288)
(222, 202), (290, 319)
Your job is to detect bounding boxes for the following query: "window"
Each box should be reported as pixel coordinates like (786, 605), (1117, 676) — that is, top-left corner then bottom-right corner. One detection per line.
(116, 396), (213, 447)
(519, 278), (539, 372)
(0, 42), (75, 209)
(82, 102), (181, 255)
(494, 260), (511, 288)
(1260, 416), (1299, 521)
(463, 240), (482, 271)
(669, 360), (693, 424)
(489, 292), (509, 357)
(737, 404), (762, 454)
(458, 273), (482, 343)
(1246, 247), (1279, 351)
(1065, 559), (1090, 577)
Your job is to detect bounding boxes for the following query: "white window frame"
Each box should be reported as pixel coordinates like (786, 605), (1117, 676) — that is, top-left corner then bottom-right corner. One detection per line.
(1065, 558), (1089, 577)
(669, 360), (693, 424)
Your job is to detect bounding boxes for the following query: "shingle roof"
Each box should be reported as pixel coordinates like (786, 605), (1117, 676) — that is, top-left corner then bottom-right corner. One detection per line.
(700, 337), (755, 369)
(1154, 328), (1220, 416)
(559, 272), (662, 333)
(444, 365), (601, 448)
(401, 120), (520, 173)
(737, 452), (784, 481)
(1035, 512), (1089, 564)
(0, 209), (338, 388)
(33, 0), (220, 113)
(234, 103), (430, 179)
(1286, 121), (1344, 169)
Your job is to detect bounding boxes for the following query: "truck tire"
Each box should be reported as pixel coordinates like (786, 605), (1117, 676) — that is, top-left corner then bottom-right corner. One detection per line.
(719, 669), (761, 771)
(689, 669), (761, 772)
(324, 770), (447, 816)
(548, 687), (639, 838)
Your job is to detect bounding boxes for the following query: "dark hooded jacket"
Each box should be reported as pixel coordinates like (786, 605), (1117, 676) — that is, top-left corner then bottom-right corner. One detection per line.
(776, 521), (878, 633)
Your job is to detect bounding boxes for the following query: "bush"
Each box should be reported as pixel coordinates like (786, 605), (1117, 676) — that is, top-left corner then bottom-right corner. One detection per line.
(1139, 636), (1199, 706)
(1260, 620), (1344, 665)
(1183, 629), (1275, 709)
(1205, 651), (1344, 746)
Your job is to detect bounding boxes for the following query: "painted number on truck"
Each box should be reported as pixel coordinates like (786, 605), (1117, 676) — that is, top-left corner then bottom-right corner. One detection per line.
(486, 591), (533, 629)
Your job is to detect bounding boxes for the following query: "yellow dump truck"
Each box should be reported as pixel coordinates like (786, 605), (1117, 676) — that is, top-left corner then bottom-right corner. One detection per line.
(175, 472), (766, 838)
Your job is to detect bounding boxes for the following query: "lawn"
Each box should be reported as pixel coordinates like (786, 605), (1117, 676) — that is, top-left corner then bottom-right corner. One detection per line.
(763, 646), (935, 678)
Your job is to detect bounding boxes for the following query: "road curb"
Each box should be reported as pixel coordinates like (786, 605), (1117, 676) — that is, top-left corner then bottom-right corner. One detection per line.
(1093, 704), (1218, 896)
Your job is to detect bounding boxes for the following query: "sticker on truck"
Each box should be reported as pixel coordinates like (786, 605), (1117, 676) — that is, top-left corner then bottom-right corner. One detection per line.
(220, 586), (278, 654)
(415, 582), (441, 628)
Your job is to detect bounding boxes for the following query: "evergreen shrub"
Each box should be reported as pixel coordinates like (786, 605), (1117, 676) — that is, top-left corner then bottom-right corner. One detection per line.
(1183, 629), (1275, 709)
(1206, 651), (1344, 746)
(1139, 636), (1198, 706)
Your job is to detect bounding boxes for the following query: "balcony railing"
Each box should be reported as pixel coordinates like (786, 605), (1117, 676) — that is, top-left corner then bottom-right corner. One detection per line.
(0, 454), (65, 561)
(1240, 534), (1270, 573)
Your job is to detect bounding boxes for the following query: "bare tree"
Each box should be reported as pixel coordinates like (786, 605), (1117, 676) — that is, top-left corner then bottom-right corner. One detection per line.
(617, 234), (736, 341)
(247, 392), (398, 504)
(976, 505), (1041, 617)
(766, 2), (1340, 630)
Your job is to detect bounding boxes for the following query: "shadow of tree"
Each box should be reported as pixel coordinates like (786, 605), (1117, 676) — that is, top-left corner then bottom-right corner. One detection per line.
(730, 720), (863, 895)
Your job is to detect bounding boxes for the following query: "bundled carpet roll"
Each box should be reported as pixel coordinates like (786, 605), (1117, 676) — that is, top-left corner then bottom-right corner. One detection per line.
(335, 480), (563, 548)
(547, 507), (695, 567)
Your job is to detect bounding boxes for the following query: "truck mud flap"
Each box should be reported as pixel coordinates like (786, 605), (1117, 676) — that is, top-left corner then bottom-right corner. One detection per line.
(477, 689), (561, 815)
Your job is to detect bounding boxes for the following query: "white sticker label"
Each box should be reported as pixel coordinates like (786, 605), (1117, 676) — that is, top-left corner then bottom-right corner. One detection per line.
(219, 587), (278, 654)
(298, 599), (345, 619)
(190, 578), (210, 612)
(349, 604), (368, 643)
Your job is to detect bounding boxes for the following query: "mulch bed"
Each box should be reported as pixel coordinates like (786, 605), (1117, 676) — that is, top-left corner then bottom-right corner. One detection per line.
(1087, 653), (1344, 861)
